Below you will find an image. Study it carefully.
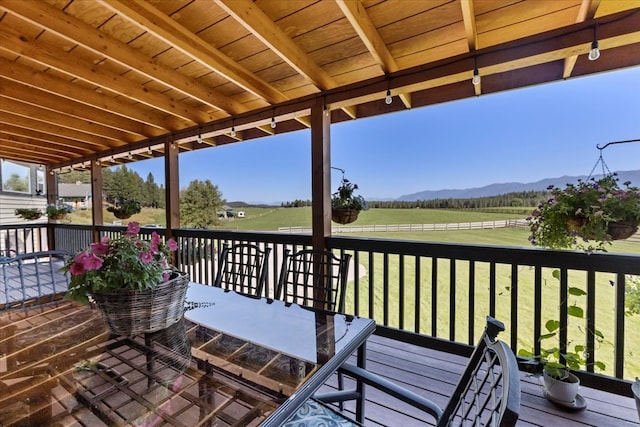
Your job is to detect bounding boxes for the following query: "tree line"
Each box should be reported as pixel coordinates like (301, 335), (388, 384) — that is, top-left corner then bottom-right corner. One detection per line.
(282, 190), (547, 210)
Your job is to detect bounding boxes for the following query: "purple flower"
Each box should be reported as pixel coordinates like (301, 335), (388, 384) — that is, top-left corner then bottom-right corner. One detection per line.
(139, 252), (153, 264)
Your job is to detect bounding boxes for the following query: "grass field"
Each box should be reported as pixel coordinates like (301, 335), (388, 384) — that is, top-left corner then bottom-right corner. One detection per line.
(66, 206), (639, 378)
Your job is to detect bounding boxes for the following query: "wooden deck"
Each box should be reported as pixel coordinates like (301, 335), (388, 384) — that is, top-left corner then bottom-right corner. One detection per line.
(318, 334), (638, 426)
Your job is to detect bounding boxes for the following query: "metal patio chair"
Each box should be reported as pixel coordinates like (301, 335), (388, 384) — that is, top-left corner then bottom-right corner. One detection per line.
(214, 242), (271, 297)
(276, 249), (351, 313)
(1, 250), (72, 310)
(287, 316), (521, 427)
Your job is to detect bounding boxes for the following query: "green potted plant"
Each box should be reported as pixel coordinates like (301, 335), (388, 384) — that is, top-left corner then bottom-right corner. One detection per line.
(107, 199), (141, 219)
(14, 208), (43, 220)
(62, 222), (188, 335)
(331, 177), (368, 224)
(527, 174), (640, 252)
(518, 270), (606, 407)
(46, 203), (72, 220)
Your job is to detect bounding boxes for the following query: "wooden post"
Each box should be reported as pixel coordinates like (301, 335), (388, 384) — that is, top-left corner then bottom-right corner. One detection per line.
(310, 103), (331, 252)
(165, 139), (180, 243)
(90, 161), (103, 243)
(45, 168), (57, 249)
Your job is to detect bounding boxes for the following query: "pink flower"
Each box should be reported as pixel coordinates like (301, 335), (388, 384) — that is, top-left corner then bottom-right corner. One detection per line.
(149, 242), (159, 253)
(151, 232), (161, 245)
(72, 251), (103, 273)
(125, 221), (140, 236)
(162, 271), (170, 282)
(90, 242), (109, 255)
(101, 236), (110, 243)
(69, 261), (85, 276)
(139, 252), (153, 263)
(167, 239), (178, 251)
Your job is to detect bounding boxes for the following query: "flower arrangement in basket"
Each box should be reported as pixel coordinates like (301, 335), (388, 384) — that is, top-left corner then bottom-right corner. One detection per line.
(107, 198), (141, 219)
(46, 203), (72, 220)
(527, 173), (640, 252)
(14, 207), (43, 220)
(331, 177), (368, 224)
(63, 222), (188, 335)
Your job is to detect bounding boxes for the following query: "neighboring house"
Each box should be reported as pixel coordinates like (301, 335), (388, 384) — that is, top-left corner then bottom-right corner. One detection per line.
(0, 160), (47, 226)
(58, 182), (92, 209)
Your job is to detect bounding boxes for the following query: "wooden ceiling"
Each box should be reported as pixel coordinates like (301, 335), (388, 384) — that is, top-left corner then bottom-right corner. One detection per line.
(1, 0), (639, 171)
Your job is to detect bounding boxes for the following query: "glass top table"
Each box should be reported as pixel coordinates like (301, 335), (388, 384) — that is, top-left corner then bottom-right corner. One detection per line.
(0, 282), (375, 426)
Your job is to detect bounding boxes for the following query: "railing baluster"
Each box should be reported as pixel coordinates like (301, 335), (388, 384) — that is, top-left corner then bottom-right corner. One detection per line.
(614, 272), (625, 379)
(399, 254), (405, 330)
(431, 257), (438, 337)
(468, 260), (475, 345)
(449, 259), (455, 342)
(415, 256), (421, 334)
(510, 264), (518, 352)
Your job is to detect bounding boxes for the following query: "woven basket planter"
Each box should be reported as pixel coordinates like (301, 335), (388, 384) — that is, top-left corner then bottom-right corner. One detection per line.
(112, 210), (133, 219)
(90, 272), (189, 336)
(332, 208), (360, 224)
(608, 220), (638, 240)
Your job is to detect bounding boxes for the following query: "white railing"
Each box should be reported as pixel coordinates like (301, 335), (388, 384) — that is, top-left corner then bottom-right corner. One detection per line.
(278, 219), (529, 234)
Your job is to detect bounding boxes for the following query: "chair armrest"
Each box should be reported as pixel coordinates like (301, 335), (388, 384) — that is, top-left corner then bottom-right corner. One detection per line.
(337, 362), (443, 420)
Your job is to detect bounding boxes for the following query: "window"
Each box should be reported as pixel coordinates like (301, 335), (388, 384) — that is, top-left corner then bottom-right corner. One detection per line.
(36, 169), (45, 195)
(1, 160), (30, 193)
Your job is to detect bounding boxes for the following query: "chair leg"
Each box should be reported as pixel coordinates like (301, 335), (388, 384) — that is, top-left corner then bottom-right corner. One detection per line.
(355, 342), (367, 423)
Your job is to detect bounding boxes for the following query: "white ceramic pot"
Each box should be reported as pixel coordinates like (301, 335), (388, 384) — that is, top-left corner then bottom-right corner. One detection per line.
(543, 370), (580, 403)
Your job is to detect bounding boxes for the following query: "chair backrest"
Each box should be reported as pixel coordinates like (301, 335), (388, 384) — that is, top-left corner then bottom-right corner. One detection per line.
(214, 243), (271, 297)
(276, 249), (351, 312)
(1, 250), (72, 310)
(438, 316), (520, 427)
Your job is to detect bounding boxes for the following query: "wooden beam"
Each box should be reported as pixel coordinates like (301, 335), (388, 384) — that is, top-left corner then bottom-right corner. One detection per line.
(0, 78), (157, 137)
(0, 0), (245, 115)
(460, 0), (478, 51)
(217, 0), (337, 90)
(98, 0), (288, 104)
(0, 97), (141, 143)
(0, 125), (97, 155)
(0, 59), (174, 132)
(310, 103), (331, 251)
(335, 0), (399, 74)
(0, 25), (210, 123)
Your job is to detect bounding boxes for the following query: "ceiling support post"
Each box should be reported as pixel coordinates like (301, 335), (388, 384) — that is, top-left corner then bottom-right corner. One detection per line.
(310, 102), (331, 252)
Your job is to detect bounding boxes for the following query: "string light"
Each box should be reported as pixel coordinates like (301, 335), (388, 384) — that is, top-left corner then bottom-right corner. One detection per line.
(128, 151), (132, 159)
(147, 146), (152, 154)
(323, 105), (329, 117)
(271, 116), (276, 129)
(472, 57), (481, 85)
(230, 126), (236, 138)
(385, 89), (392, 105)
(95, 159), (100, 166)
(197, 132), (203, 144)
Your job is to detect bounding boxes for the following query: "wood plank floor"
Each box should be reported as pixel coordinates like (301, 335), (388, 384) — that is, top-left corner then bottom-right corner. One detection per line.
(318, 334), (638, 426)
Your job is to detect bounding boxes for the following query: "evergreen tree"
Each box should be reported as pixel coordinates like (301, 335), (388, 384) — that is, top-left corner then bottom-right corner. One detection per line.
(180, 179), (224, 228)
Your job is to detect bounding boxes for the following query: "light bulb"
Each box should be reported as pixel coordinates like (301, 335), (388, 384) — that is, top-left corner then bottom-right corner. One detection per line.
(472, 68), (481, 85)
(111, 155), (114, 162)
(171, 143), (176, 150)
(147, 146), (152, 154)
(323, 106), (329, 117)
(197, 134), (203, 144)
(588, 40), (600, 61)
(271, 117), (276, 129)
(128, 151), (132, 159)
(95, 159), (100, 166)
(385, 89), (392, 105)
(230, 126), (236, 137)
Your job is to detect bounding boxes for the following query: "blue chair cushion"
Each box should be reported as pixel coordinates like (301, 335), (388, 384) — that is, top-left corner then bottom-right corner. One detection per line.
(283, 399), (360, 427)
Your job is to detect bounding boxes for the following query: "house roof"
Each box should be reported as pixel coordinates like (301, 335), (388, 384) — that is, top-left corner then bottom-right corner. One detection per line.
(1, 0), (639, 170)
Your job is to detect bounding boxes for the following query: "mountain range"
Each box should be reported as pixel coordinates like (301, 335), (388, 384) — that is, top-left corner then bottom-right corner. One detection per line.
(396, 169), (640, 201)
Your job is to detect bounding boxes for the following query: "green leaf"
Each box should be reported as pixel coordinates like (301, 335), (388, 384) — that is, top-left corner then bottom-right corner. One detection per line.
(568, 287), (587, 296)
(594, 361), (606, 371)
(517, 349), (533, 357)
(594, 329), (604, 339)
(574, 345), (585, 352)
(545, 319), (560, 332)
(539, 332), (557, 340)
(568, 305), (584, 318)
(552, 269), (560, 280)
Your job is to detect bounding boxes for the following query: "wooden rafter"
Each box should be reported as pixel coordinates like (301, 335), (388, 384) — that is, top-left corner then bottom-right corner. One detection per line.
(97, 0), (288, 104)
(563, 0), (602, 78)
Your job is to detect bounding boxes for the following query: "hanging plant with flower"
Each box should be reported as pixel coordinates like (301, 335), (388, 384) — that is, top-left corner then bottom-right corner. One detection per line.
(331, 177), (368, 224)
(63, 222), (180, 304)
(527, 173), (640, 252)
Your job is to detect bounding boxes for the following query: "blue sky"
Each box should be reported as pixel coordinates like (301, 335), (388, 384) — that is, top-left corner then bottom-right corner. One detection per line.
(129, 66), (640, 204)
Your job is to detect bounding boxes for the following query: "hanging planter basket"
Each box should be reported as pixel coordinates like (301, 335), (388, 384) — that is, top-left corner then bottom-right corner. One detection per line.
(332, 208), (360, 224)
(608, 220), (638, 240)
(89, 272), (189, 335)
(112, 210), (133, 219)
